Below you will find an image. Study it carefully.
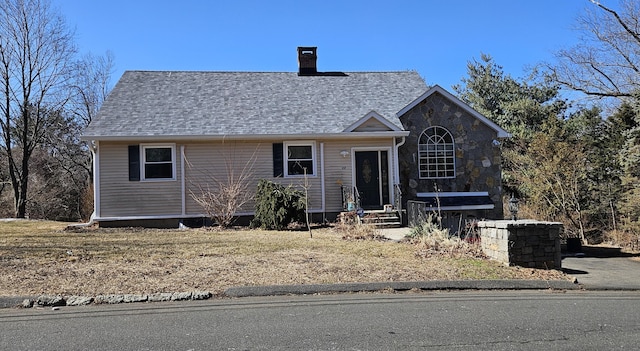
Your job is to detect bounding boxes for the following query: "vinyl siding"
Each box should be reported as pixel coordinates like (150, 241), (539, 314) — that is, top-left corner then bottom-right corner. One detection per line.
(352, 118), (390, 132)
(183, 140), (324, 215)
(98, 142), (183, 217)
(97, 137), (398, 219)
(321, 138), (397, 212)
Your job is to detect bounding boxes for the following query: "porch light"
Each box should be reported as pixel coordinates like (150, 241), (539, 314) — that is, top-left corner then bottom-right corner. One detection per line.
(508, 194), (519, 221)
(340, 150), (349, 158)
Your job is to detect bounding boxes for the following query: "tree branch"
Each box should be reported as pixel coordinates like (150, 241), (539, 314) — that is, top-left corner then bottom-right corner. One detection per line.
(593, 0), (640, 45)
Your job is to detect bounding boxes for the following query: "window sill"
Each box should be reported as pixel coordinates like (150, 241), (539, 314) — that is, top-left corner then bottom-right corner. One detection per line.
(140, 178), (177, 182)
(284, 174), (317, 178)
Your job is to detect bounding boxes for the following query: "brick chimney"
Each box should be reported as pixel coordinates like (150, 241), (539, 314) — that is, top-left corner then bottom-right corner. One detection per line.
(297, 47), (317, 76)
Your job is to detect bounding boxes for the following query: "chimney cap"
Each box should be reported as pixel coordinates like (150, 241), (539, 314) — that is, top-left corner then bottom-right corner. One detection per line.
(297, 46), (318, 76)
(298, 46), (317, 54)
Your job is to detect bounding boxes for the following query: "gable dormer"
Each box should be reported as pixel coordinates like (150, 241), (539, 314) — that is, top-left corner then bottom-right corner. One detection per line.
(344, 111), (403, 133)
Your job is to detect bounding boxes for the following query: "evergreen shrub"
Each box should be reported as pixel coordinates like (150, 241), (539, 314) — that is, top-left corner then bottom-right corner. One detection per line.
(251, 179), (306, 230)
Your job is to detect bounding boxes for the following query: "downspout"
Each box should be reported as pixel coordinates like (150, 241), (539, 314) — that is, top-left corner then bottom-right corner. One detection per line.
(181, 145), (186, 216)
(320, 142), (326, 223)
(393, 136), (406, 224)
(68, 140), (99, 229)
(393, 136), (405, 188)
(93, 141), (100, 220)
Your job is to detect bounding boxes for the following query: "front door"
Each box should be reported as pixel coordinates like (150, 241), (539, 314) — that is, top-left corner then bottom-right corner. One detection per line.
(355, 150), (389, 209)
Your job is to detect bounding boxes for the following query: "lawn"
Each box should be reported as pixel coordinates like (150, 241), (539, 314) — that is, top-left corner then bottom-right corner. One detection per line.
(0, 220), (569, 297)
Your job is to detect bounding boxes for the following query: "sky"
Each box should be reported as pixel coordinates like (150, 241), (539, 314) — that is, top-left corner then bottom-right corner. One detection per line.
(54, 0), (598, 91)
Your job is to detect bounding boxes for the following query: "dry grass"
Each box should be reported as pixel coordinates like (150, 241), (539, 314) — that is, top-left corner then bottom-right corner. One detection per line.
(0, 220), (569, 297)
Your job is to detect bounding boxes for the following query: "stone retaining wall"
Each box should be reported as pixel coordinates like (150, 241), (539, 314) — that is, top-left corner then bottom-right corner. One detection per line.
(478, 220), (562, 269)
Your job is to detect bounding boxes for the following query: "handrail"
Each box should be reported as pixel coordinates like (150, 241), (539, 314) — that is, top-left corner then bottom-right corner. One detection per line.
(341, 185), (360, 211)
(341, 185), (348, 211)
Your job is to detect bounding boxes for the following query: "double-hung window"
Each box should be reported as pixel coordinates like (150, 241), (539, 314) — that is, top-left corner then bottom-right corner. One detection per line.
(284, 142), (315, 177)
(142, 144), (176, 180)
(418, 126), (455, 179)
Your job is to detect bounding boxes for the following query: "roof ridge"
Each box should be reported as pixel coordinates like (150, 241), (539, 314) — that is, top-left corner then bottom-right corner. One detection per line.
(123, 70), (418, 74)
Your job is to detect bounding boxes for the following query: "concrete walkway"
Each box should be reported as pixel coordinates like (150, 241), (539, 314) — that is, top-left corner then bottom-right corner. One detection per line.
(378, 227), (412, 241)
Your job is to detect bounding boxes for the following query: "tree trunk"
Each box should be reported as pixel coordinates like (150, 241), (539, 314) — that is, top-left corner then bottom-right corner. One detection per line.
(13, 149), (29, 218)
(15, 188), (27, 218)
(15, 179), (28, 219)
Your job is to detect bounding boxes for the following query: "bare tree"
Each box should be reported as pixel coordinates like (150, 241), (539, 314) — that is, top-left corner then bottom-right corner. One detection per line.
(548, 0), (640, 100)
(0, 151), (8, 198)
(69, 51), (114, 126)
(186, 145), (258, 229)
(38, 110), (93, 220)
(0, 0), (76, 218)
(58, 51), (114, 219)
(506, 120), (590, 243)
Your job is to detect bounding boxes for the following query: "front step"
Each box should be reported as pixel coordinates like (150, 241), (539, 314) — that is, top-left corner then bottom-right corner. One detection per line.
(361, 210), (402, 228)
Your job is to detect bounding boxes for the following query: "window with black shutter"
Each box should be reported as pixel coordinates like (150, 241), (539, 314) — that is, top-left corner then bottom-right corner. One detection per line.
(128, 145), (140, 181)
(129, 144), (176, 181)
(273, 143), (283, 178)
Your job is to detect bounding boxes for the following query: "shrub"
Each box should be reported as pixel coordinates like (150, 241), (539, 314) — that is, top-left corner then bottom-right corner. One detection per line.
(334, 212), (383, 240)
(408, 214), (484, 258)
(407, 215), (451, 248)
(251, 179), (306, 230)
(186, 148), (256, 229)
(604, 229), (640, 251)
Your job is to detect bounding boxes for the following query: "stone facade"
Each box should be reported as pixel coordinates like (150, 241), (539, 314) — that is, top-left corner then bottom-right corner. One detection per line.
(398, 91), (504, 220)
(478, 220), (562, 269)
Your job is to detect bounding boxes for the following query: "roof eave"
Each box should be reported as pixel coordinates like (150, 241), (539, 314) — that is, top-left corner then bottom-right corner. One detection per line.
(81, 131), (411, 142)
(343, 110), (404, 132)
(397, 85), (511, 138)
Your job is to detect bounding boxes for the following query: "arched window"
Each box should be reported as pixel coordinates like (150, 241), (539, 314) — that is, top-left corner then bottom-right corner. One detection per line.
(418, 126), (455, 179)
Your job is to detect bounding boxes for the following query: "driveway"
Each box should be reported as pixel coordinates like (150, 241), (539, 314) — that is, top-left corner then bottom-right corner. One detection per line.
(562, 246), (640, 290)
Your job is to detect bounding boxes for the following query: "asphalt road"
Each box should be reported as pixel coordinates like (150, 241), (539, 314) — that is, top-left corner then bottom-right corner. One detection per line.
(1, 291), (639, 350)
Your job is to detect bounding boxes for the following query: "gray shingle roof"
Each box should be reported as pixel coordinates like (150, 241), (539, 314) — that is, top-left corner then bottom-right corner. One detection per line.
(83, 70), (428, 139)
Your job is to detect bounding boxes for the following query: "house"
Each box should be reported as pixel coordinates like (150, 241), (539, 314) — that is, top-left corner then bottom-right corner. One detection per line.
(82, 47), (509, 229)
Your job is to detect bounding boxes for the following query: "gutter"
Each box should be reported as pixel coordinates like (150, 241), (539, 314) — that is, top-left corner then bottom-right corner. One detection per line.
(80, 131), (411, 142)
(393, 136), (406, 185)
(320, 142), (326, 222)
(181, 145), (186, 216)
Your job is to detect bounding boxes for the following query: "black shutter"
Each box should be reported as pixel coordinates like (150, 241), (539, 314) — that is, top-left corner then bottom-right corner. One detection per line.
(128, 145), (140, 181)
(273, 143), (283, 178)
